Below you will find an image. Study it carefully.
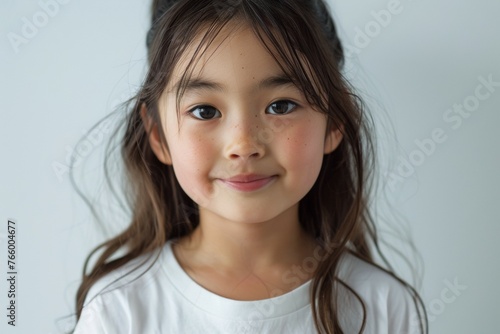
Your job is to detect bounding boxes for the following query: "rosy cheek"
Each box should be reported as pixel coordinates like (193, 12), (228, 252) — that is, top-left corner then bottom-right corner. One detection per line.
(280, 121), (325, 181)
(285, 121), (323, 157)
(170, 134), (217, 204)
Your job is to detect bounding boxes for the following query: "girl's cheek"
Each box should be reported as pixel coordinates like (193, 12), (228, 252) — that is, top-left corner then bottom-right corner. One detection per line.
(175, 135), (214, 167)
(170, 137), (217, 206)
(282, 121), (323, 159)
(279, 121), (325, 184)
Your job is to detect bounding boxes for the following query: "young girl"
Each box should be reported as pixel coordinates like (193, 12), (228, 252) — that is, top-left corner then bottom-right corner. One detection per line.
(72, 0), (428, 332)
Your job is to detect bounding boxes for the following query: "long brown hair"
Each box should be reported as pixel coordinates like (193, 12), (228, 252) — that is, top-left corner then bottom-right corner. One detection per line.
(74, 0), (428, 332)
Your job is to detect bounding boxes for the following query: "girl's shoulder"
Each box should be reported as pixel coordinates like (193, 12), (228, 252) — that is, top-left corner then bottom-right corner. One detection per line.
(338, 250), (408, 288)
(74, 244), (171, 333)
(335, 250), (422, 332)
(82, 245), (166, 307)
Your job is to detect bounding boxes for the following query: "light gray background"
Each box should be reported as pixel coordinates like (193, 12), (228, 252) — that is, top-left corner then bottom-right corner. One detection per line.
(1, 0), (499, 333)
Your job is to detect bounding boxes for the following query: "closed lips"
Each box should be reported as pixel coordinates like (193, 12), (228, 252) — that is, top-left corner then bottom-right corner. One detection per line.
(223, 174), (276, 182)
(217, 174), (277, 192)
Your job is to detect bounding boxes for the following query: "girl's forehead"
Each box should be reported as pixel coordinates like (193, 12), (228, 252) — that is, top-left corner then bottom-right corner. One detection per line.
(165, 22), (280, 93)
(160, 19), (321, 105)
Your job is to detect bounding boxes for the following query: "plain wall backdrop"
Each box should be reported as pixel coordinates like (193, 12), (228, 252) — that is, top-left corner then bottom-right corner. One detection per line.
(1, 0), (499, 333)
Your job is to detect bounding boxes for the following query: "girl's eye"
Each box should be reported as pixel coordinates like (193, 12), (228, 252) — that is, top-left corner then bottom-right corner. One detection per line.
(187, 100), (298, 120)
(266, 100), (298, 115)
(188, 105), (221, 120)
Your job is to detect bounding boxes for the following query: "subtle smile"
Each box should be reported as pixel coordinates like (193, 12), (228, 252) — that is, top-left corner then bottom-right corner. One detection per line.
(217, 175), (278, 192)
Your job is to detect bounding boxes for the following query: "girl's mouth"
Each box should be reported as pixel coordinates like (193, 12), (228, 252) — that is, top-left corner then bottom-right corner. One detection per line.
(218, 175), (277, 192)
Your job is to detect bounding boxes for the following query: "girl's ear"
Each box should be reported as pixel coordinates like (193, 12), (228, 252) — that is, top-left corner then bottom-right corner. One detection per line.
(140, 103), (172, 165)
(324, 124), (344, 154)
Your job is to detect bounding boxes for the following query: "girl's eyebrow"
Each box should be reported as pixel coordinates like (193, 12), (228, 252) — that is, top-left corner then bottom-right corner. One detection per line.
(168, 73), (298, 95)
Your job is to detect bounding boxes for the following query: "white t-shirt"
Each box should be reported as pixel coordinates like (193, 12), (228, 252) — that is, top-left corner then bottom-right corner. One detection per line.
(73, 239), (423, 333)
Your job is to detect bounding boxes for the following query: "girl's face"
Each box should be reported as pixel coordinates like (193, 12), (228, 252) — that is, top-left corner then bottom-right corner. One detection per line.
(150, 22), (342, 225)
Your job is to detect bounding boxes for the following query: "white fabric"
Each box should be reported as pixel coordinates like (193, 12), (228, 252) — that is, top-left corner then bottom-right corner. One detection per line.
(74, 239), (422, 333)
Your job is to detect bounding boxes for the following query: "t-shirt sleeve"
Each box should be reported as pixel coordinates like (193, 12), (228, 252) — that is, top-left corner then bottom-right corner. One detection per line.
(337, 252), (427, 334)
(73, 295), (108, 334)
(386, 282), (425, 334)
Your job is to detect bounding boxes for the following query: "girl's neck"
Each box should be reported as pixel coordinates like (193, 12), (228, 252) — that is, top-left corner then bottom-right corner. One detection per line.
(173, 203), (319, 278)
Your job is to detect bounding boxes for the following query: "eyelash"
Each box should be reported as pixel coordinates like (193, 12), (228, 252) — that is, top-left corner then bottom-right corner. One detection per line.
(186, 99), (300, 121)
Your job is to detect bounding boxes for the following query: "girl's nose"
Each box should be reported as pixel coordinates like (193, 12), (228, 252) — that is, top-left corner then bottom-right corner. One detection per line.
(223, 117), (266, 162)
